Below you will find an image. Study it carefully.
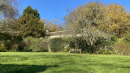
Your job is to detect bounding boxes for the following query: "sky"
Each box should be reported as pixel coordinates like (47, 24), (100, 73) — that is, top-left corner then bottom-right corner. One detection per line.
(19, 0), (130, 25)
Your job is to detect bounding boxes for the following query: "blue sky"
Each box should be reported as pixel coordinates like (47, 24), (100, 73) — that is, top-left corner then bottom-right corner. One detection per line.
(19, 0), (130, 25)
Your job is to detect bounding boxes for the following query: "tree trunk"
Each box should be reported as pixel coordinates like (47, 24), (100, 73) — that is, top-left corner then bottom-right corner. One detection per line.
(91, 45), (96, 54)
(118, 29), (121, 38)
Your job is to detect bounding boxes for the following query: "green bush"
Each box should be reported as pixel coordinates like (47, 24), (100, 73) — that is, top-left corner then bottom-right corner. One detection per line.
(111, 35), (118, 41)
(38, 39), (49, 52)
(82, 51), (87, 54)
(69, 41), (76, 48)
(63, 48), (70, 52)
(0, 32), (11, 41)
(0, 43), (6, 52)
(98, 50), (112, 54)
(4, 39), (19, 51)
(124, 34), (130, 42)
(26, 37), (42, 51)
(98, 50), (103, 54)
(28, 39), (49, 52)
(94, 35), (118, 52)
(18, 39), (31, 51)
(109, 35), (118, 45)
(98, 50), (105, 54)
(41, 49), (48, 52)
(114, 35), (130, 55)
(95, 37), (109, 49)
(64, 37), (94, 54)
(50, 38), (64, 52)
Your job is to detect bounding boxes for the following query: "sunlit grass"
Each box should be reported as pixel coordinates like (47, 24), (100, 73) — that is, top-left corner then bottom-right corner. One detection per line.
(0, 52), (130, 73)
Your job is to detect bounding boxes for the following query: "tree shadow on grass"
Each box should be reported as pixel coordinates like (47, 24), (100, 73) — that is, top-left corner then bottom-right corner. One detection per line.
(0, 64), (59, 73)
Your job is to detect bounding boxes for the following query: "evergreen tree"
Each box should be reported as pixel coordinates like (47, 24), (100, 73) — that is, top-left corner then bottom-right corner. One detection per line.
(15, 5), (44, 38)
(23, 6), (40, 20)
(17, 14), (45, 38)
(33, 9), (40, 20)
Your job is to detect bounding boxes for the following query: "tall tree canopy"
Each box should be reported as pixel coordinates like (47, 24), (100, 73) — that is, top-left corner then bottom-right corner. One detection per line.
(0, 0), (19, 18)
(15, 6), (45, 38)
(64, 1), (130, 53)
(23, 6), (40, 20)
(64, 1), (111, 53)
(17, 14), (45, 38)
(0, 0), (21, 36)
(103, 3), (130, 38)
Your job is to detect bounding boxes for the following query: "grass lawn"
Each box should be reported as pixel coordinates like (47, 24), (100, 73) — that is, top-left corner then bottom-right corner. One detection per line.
(0, 52), (130, 73)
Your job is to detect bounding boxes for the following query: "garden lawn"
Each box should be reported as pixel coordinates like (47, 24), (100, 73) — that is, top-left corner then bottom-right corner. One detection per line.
(0, 52), (130, 73)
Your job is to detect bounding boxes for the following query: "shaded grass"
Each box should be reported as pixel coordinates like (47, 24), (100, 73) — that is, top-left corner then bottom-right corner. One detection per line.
(0, 52), (130, 73)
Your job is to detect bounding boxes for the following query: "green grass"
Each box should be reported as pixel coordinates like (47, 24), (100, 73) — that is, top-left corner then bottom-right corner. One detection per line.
(0, 52), (130, 73)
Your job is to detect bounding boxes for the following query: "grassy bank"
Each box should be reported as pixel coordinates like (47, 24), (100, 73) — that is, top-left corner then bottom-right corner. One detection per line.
(0, 52), (130, 73)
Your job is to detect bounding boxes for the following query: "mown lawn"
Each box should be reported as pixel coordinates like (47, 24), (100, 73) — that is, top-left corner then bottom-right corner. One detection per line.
(0, 52), (130, 73)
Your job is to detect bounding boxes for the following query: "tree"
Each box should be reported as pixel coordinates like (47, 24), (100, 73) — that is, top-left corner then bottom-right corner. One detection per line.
(0, 0), (21, 38)
(45, 21), (53, 30)
(15, 6), (45, 38)
(17, 14), (45, 38)
(103, 3), (130, 38)
(39, 18), (59, 32)
(56, 23), (64, 31)
(49, 23), (57, 32)
(127, 14), (130, 34)
(23, 6), (40, 20)
(57, 25), (64, 31)
(39, 18), (47, 23)
(64, 1), (111, 53)
(39, 18), (46, 30)
(0, 0), (20, 30)
(0, 0), (19, 19)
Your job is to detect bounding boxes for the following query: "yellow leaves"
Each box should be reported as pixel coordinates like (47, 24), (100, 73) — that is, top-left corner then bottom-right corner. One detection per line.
(65, 1), (130, 39)
(105, 3), (129, 37)
(111, 24), (119, 28)
(73, 9), (77, 12)
(49, 24), (57, 32)
(97, 20), (103, 24)
(69, 25), (73, 27)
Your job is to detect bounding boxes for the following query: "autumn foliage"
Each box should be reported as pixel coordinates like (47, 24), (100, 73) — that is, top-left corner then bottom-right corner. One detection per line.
(64, 1), (130, 54)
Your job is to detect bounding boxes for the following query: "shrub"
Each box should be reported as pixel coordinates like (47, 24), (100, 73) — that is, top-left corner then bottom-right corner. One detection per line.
(114, 35), (130, 55)
(4, 38), (20, 51)
(63, 37), (94, 54)
(94, 35), (118, 52)
(25, 36), (45, 51)
(29, 39), (49, 52)
(111, 35), (118, 42)
(98, 50), (104, 54)
(63, 48), (67, 52)
(63, 48), (70, 52)
(98, 50), (111, 54)
(103, 50), (111, 54)
(0, 43), (6, 52)
(124, 34), (130, 42)
(95, 37), (110, 50)
(82, 51), (87, 54)
(0, 32), (11, 41)
(23, 39), (31, 47)
(38, 39), (49, 52)
(69, 41), (75, 48)
(18, 39), (31, 51)
(65, 37), (85, 48)
(108, 35), (118, 45)
(41, 49), (48, 52)
(50, 38), (64, 52)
